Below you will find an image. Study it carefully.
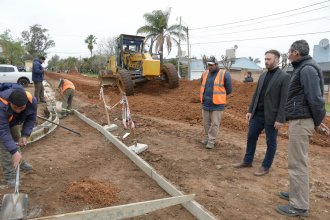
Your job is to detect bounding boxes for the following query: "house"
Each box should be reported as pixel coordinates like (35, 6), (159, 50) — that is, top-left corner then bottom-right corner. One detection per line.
(187, 57), (263, 82)
(313, 38), (330, 85)
(218, 57), (263, 82)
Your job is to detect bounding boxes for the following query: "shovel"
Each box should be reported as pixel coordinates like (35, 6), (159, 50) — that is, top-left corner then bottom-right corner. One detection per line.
(0, 164), (28, 220)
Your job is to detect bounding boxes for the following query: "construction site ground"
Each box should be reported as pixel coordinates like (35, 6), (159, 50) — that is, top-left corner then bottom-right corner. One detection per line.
(1, 72), (329, 219)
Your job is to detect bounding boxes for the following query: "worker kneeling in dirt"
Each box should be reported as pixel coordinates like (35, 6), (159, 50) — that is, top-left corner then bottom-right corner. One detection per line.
(0, 85), (37, 187)
(57, 78), (75, 118)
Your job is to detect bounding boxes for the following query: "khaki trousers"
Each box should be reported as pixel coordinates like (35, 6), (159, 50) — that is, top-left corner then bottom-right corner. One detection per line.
(34, 81), (45, 102)
(288, 118), (314, 210)
(202, 110), (223, 143)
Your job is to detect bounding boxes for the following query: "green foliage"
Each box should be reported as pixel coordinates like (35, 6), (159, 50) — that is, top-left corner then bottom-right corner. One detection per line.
(326, 103), (330, 112)
(163, 58), (186, 77)
(21, 24), (55, 58)
(85, 35), (97, 57)
(0, 30), (26, 65)
(137, 8), (187, 63)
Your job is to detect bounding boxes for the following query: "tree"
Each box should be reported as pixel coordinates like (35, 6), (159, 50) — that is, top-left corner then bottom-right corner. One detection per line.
(0, 30), (26, 65)
(85, 35), (97, 57)
(21, 24), (55, 57)
(137, 8), (187, 63)
(248, 56), (261, 64)
(97, 36), (117, 57)
(220, 55), (235, 70)
(47, 54), (60, 71)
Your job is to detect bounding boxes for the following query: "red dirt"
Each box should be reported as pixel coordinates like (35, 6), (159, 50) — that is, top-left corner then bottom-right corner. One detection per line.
(0, 71), (328, 220)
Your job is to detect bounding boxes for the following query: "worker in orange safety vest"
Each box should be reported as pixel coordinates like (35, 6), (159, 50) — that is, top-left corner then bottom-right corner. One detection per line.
(200, 56), (232, 149)
(57, 78), (75, 118)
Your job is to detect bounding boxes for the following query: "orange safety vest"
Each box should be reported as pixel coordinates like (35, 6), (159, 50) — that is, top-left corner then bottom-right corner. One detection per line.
(0, 91), (33, 122)
(61, 79), (75, 94)
(200, 69), (227, 104)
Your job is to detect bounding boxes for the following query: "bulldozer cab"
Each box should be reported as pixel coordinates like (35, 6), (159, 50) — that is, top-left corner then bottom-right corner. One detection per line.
(117, 34), (145, 70)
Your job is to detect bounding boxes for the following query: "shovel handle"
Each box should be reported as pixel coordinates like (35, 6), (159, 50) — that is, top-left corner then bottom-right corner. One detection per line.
(15, 164), (20, 194)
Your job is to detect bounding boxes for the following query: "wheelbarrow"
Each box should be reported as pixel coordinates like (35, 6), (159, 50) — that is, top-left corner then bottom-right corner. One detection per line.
(0, 164), (28, 219)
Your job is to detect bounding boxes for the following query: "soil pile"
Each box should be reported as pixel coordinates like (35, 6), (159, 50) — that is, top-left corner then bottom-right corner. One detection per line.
(63, 178), (118, 207)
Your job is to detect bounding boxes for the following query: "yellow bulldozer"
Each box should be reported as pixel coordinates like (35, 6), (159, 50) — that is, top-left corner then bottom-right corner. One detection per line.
(99, 34), (179, 95)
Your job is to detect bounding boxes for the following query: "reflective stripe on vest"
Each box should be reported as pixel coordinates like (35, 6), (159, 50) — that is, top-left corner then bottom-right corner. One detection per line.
(200, 69), (227, 104)
(0, 91), (33, 122)
(61, 80), (75, 94)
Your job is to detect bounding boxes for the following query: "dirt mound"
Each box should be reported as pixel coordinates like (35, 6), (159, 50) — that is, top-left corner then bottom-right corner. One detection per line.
(45, 72), (329, 147)
(63, 178), (118, 207)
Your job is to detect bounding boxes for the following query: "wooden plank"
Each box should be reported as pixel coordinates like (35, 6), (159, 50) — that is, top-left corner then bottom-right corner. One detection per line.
(32, 195), (195, 220)
(74, 110), (217, 220)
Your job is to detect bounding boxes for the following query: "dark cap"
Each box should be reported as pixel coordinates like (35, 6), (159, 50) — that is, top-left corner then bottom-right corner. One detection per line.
(8, 90), (28, 107)
(207, 56), (218, 65)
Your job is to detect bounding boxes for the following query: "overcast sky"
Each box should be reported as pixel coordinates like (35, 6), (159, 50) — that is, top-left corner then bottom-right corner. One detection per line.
(1, 0), (330, 67)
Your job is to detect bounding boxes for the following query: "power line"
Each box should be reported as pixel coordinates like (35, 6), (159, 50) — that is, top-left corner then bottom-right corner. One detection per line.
(190, 0), (330, 30)
(191, 5), (329, 34)
(190, 16), (329, 38)
(191, 30), (330, 45)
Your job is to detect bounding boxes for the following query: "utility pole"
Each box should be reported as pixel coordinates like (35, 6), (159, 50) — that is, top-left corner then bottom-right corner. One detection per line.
(187, 26), (190, 80)
(178, 16), (182, 78)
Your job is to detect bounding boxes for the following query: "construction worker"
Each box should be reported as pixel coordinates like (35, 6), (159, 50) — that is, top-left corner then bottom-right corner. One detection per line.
(57, 78), (75, 118)
(0, 84), (37, 187)
(32, 56), (46, 103)
(200, 56), (232, 149)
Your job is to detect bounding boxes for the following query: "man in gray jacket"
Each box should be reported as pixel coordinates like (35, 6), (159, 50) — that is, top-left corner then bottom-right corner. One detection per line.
(234, 50), (290, 176)
(276, 40), (327, 217)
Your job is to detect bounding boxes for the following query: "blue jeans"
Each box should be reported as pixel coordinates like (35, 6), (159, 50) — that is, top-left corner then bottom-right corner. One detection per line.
(243, 115), (278, 169)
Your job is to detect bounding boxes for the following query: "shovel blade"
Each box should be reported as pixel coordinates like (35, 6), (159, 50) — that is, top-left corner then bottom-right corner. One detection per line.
(0, 193), (28, 220)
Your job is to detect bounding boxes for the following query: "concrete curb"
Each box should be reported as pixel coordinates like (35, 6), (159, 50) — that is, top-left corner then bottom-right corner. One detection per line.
(74, 110), (217, 220)
(28, 81), (59, 143)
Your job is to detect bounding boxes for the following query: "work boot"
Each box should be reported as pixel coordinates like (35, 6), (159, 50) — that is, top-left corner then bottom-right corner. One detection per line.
(206, 141), (215, 149)
(201, 138), (208, 145)
(276, 205), (309, 217)
(279, 191), (289, 201)
(21, 161), (33, 171)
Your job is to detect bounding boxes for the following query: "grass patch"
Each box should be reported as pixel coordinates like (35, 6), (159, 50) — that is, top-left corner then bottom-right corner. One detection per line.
(81, 72), (98, 78)
(326, 103), (330, 112)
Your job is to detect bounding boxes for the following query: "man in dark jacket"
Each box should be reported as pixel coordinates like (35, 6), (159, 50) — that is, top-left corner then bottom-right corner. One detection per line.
(234, 50), (290, 176)
(0, 85), (37, 187)
(276, 40), (328, 217)
(32, 56), (46, 103)
(200, 56), (232, 149)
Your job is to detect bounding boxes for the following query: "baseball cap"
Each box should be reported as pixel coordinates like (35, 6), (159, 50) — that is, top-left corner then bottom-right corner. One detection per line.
(207, 57), (218, 65)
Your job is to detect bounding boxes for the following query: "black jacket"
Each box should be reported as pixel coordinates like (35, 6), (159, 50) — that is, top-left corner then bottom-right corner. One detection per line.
(249, 68), (290, 125)
(285, 55), (325, 126)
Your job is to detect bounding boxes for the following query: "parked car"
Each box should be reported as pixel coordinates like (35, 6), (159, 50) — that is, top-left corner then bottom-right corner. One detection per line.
(0, 64), (33, 87)
(16, 66), (27, 72)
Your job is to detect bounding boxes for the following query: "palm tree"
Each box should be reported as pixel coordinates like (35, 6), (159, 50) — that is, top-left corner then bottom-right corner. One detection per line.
(85, 35), (97, 57)
(248, 56), (261, 64)
(137, 8), (187, 63)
